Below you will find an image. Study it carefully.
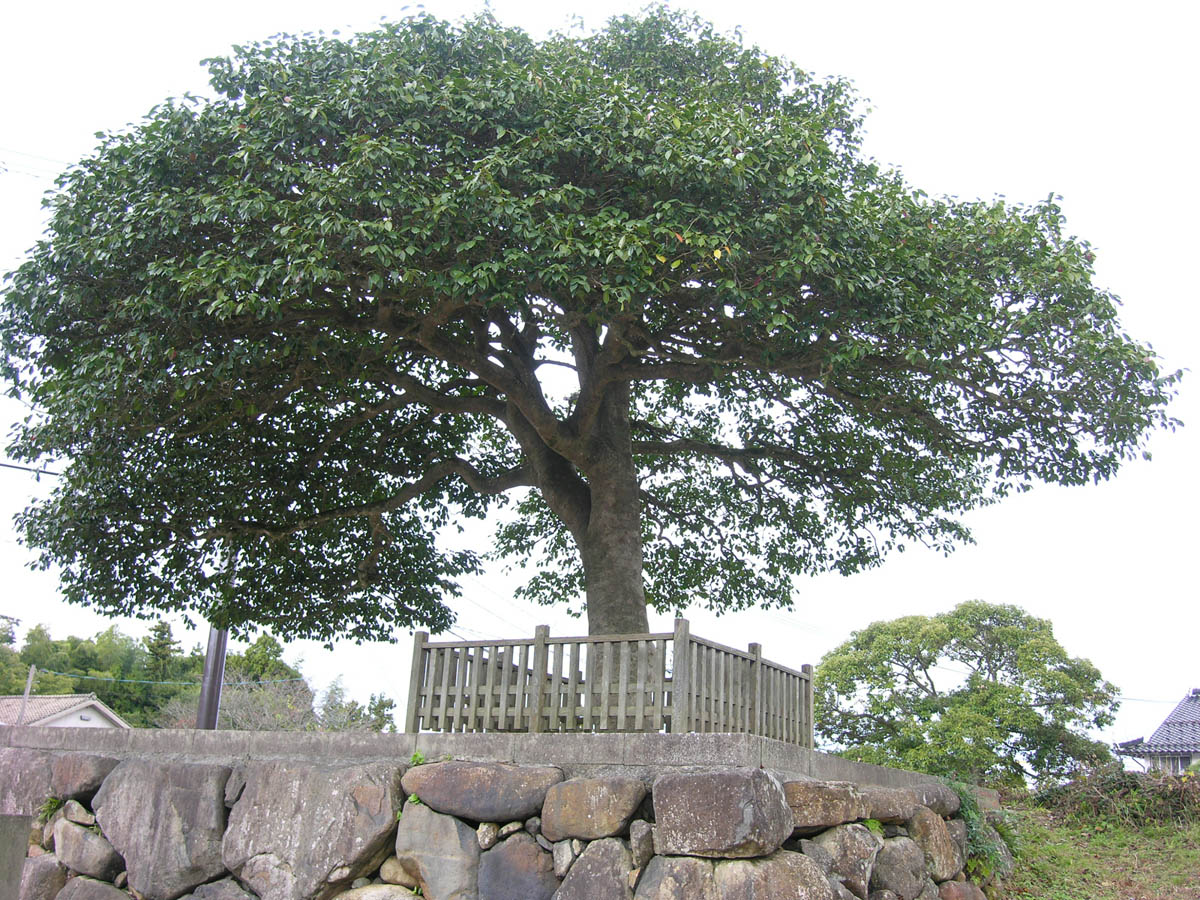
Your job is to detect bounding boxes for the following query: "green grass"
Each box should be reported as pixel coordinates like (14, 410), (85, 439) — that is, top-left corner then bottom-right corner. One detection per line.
(1006, 805), (1200, 900)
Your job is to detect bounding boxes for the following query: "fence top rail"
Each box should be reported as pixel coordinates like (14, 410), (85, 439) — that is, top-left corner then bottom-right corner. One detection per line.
(420, 631), (676, 650)
(688, 634), (810, 680)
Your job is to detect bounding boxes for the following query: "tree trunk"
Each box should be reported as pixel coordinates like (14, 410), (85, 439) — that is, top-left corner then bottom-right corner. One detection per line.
(578, 454), (649, 635)
(575, 379), (649, 636)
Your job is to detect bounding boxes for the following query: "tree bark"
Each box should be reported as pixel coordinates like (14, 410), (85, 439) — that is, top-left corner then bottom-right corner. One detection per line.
(575, 380), (649, 636)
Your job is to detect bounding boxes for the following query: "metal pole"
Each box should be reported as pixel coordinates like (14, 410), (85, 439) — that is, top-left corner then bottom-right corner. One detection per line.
(195, 626), (228, 729)
(16, 665), (35, 725)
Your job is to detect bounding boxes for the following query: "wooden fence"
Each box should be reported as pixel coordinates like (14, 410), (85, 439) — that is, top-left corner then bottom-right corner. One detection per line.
(403, 618), (813, 747)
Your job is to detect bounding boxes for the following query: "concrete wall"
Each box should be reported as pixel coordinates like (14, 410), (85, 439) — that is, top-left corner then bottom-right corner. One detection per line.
(0, 724), (995, 799)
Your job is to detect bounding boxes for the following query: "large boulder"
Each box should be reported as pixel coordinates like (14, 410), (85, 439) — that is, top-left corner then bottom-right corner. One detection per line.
(945, 820), (966, 864)
(812, 824), (882, 899)
(634, 856), (718, 899)
(868, 838), (926, 900)
(180, 878), (260, 900)
(401, 761), (562, 823)
(784, 782), (870, 833)
(54, 878), (130, 900)
(909, 785), (959, 818)
(859, 788), (920, 825)
(19, 853), (68, 900)
(330, 888), (425, 900)
(541, 776), (646, 842)
(93, 759), (228, 900)
(555, 837), (634, 900)
(0, 748), (52, 816)
(393, 800), (480, 899)
(477, 832), (559, 900)
(50, 754), (119, 802)
(905, 808), (962, 883)
(937, 883), (986, 900)
(52, 819), (124, 882)
(653, 769), (792, 859)
(713, 850), (836, 899)
(223, 760), (403, 900)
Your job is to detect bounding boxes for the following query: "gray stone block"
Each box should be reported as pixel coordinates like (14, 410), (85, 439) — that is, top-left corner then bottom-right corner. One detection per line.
(224, 759), (403, 900)
(653, 769), (791, 859)
(53, 819), (124, 882)
(18, 853), (68, 900)
(0, 749), (52, 817)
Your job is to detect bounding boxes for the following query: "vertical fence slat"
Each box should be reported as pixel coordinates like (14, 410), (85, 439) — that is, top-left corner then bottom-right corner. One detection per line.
(600, 641), (615, 731)
(567, 642), (581, 732)
(670, 620), (690, 733)
(435, 648), (453, 732)
(405, 631), (428, 733)
(634, 640), (648, 731)
(467, 645), (483, 731)
(551, 641), (565, 731)
(582, 642), (596, 732)
(530, 626), (549, 733)
(616, 641), (630, 730)
(802, 663), (814, 748)
(497, 645), (512, 730)
(516, 643), (531, 731)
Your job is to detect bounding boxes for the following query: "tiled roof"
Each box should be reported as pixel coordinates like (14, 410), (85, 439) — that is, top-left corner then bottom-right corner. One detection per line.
(0, 693), (128, 727)
(1125, 689), (1200, 754)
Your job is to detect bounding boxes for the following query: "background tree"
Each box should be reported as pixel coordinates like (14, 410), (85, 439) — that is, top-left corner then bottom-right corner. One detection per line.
(0, 616), (28, 695)
(1, 11), (1176, 640)
(814, 600), (1118, 786)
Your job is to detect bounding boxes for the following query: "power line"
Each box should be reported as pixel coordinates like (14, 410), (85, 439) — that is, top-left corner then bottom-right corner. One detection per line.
(34, 667), (306, 687)
(0, 461), (60, 477)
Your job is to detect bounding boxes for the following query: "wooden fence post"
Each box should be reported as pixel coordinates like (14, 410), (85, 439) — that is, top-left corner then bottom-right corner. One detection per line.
(748, 642), (763, 737)
(670, 618), (691, 734)
(530, 625), (550, 733)
(802, 663), (815, 749)
(404, 631), (428, 733)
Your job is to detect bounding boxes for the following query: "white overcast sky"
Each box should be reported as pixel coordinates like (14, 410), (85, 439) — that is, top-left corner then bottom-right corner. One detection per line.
(0, 1), (1195, 747)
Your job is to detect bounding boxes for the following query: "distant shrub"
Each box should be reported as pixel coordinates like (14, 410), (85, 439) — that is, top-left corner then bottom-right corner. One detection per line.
(1033, 765), (1200, 827)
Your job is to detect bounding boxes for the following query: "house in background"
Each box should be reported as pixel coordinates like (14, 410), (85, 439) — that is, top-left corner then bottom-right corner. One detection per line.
(1118, 688), (1200, 774)
(0, 693), (130, 729)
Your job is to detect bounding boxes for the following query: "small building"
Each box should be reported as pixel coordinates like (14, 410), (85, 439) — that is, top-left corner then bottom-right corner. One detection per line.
(0, 693), (130, 729)
(1118, 688), (1200, 774)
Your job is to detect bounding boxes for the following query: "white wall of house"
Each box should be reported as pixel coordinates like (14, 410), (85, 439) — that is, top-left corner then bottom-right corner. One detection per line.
(40, 707), (122, 728)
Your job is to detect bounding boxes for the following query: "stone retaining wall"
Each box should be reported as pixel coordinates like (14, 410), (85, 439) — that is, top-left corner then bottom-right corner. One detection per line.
(4, 727), (1011, 900)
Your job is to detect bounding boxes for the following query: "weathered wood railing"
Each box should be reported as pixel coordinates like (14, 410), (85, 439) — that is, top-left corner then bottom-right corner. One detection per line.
(404, 618), (813, 747)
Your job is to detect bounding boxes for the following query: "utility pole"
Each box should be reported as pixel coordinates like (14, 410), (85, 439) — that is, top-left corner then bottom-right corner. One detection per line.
(16, 665), (35, 725)
(195, 626), (227, 729)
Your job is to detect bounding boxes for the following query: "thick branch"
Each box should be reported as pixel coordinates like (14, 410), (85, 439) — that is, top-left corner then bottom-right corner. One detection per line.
(204, 459), (533, 540)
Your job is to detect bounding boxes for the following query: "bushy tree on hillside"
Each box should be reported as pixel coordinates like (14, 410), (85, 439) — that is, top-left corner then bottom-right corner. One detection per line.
(815, 601), (1118, 786)
(1, 11), (1176, 640)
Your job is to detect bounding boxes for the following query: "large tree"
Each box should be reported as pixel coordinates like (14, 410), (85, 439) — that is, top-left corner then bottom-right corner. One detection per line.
(1, 11), (1175, 640)
(814, 601), (1119, 785)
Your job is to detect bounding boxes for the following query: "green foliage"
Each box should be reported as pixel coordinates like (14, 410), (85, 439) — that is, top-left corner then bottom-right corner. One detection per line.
(0, 10), (1176, 640)
(11, 620), (391, 732)
(1033, 765), (1200, 828)
(945, 779), (1014, 883)
(815, 601), (1118, 786)
(1007, 805), (1200, 900)
(410, 750), (426, 767)
(35, 795), (64, 826)
(862, 817), (883, 837)
(407, 793), (422, 806)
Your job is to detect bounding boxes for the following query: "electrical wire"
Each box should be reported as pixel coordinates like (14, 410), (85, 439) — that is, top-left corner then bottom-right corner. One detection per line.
(33, 667), (307, 687)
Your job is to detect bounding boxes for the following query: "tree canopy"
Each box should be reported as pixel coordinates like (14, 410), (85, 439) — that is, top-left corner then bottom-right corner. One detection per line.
(814, 601), (1119, 786)
(1, 10), (1176, 640)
